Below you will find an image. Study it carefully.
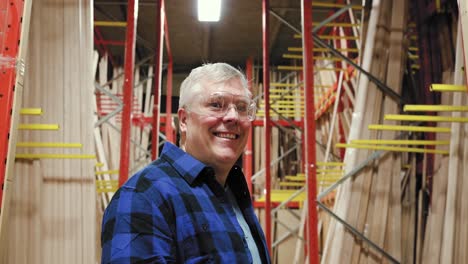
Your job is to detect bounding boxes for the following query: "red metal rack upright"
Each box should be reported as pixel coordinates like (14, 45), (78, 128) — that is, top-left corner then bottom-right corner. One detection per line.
(0, 0), (26, 209)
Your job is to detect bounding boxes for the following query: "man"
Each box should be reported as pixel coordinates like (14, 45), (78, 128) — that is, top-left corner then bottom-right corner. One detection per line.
(101, 63), (271, 263)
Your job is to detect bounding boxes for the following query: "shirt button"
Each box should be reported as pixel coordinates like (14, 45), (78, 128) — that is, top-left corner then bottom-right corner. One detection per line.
(202, 224), (208, 231)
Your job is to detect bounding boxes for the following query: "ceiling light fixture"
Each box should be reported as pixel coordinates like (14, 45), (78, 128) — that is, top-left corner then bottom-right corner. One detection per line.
(198, 0), (221, 22)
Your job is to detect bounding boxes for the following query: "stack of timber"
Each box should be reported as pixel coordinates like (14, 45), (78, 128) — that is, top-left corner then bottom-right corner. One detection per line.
(420, 22), (468, 264)
(322, 0), (408, 263)
(1, 0), (96, 263)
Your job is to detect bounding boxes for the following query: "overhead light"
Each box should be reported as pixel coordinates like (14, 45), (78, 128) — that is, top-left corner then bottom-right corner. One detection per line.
(198, 0), (221, 22)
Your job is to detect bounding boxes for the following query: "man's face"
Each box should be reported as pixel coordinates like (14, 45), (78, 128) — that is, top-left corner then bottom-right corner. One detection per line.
(179, 78), (252, 169)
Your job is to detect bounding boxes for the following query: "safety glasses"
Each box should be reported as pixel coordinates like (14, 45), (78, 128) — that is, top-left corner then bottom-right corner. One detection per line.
(187, 91), (256, 121)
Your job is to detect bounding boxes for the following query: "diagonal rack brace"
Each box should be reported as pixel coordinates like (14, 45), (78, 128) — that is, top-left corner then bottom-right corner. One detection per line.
(270, 7), (405, 105)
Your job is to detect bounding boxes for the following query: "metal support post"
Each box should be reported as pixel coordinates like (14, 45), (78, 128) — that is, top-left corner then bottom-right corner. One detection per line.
(152, 0), (164, 159)
(118, 0), (138, 187)
(244, 57), (254, 194)
(0, 0), (26, 207)
(163, 2), (174, 143)
(262, 0), (272, 253)
(301, 0), (319, 263)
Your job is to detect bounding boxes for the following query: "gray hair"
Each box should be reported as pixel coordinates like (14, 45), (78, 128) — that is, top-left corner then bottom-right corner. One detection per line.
(178, 63), (250, 108)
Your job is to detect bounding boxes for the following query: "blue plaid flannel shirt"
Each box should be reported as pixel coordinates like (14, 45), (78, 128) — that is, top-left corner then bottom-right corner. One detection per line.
(101, 142), (271, 263)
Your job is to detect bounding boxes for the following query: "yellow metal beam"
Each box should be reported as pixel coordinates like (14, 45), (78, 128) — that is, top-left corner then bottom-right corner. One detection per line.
(294, 34), (359, 40)
(288, 47), (359, 53)
(283, 54), (347, 61)
(256, 189), (306, 203)
(336, 143), (449, 154)
(16, 142), (83, 148)
(312, 2), (363, 10)
(317, 162), (344, 166)
(403, 105), (468, 112)
(430, 84), (467, 92)
(18, 124), (60, 130)
(94, 21), (127, 27)
(351, 139), (450, 145)
(270, 83), (302, 87)
(368, 124), (451, 133)
(278, 65), (346, 71)
(384, 114), (468, 123)
(95, 170), (119, 175)
(15, 153), (96, 159)
(20, 108), (43, 115)
(312, 22), (360, 27)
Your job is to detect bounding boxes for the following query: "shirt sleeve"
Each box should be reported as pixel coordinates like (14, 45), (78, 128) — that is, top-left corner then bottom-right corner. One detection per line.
(101, 185), (176, 263)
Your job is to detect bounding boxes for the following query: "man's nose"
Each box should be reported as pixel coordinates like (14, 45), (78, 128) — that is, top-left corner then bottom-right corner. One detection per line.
(224, 105), (240, 120)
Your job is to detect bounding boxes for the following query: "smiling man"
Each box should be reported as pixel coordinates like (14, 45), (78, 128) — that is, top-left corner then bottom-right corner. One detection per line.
(101, 63), (271, 263)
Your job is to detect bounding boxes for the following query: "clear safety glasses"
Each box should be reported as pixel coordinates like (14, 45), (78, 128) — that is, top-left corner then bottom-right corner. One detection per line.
(187, 91), (257, 121)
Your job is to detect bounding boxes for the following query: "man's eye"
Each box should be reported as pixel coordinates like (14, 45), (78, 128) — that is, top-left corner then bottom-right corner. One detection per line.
(236, 103), (248, 112)
(208, 101), (223, 109)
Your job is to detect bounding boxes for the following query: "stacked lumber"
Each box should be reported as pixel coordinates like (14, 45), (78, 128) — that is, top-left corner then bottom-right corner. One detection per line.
(2, 0), (96, 263)
(322, 0), (408, 263)
(420, 23), (468, 264)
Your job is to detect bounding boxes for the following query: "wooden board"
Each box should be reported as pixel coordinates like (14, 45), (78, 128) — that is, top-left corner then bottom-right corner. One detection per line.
(4, 0), (96, 263)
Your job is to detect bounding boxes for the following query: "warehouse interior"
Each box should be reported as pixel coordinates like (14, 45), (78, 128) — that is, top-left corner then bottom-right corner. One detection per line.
(0, 0), (467, 263)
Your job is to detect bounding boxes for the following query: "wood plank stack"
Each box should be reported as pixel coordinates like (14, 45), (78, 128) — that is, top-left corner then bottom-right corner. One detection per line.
(322, 0), (408, 263)
(421, 23), (468, 264)
(1, 0), (96, 263)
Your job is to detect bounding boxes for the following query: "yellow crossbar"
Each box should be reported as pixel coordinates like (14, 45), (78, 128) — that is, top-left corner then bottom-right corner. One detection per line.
(384, 114), (468, 123)
(430, 84), (467, 92)
(279, 182), (305, 187)
(20, 108), (42, 115)
(294, 34), (359, 40)
(317, 162), (344, 166)
(94, 21), (127, 27)
(283, 53), (346, 62)
(312, 22), (360, 27)
(95, 162), (105, 167)
(408, 54), (419, 60)
(15, 153), (96, 159)
(351, 139), (450, 145)
(18, 124), (60, 130)
(269, 94), (303, 99)
(260, 101), (305, 105)
(288, 47), (359, 53)
(317, 169), (344, 173)
(408, 47), (419, 51)
(278, 65), (346, 71)
(95, 170), (119, 175)
(336, 143), (449, 155)
(285, 175), (342, 181)
(96, 179), (119, 193)
(404, 105), (468, 112)
(268, 88), (304, 93)
(258, 109), (304, 114)
(270, 83), (302, 88)
(16, 142), (83, 148)
(256, 190), (306, 203)
(368, 124), (451, 133)
(312, 2), (363, 10)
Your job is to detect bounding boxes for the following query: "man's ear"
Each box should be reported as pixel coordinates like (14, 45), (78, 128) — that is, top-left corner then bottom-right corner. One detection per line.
(178, 108), (188, 133)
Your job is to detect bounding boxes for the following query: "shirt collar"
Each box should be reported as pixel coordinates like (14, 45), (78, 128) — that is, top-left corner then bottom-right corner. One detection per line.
(159, 142), (209, 185)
